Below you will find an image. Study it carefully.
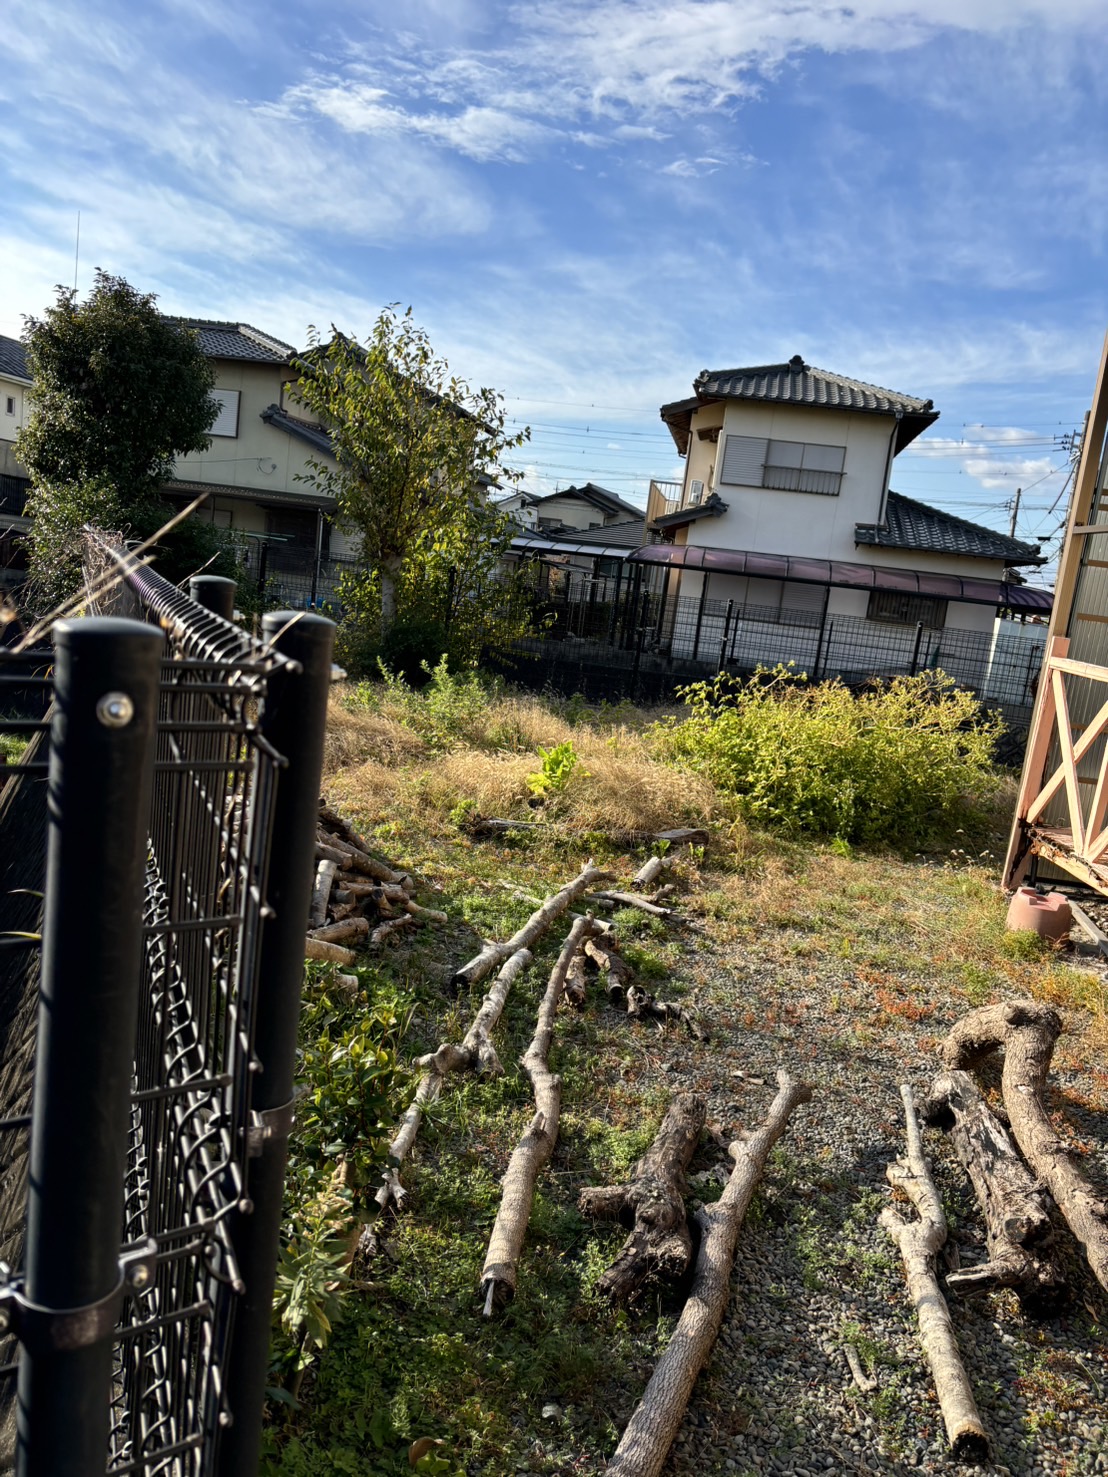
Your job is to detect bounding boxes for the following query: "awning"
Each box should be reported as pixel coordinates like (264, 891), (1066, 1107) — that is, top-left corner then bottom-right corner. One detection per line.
(626, 542), (1054, 612)
(510, 534), (633, 561)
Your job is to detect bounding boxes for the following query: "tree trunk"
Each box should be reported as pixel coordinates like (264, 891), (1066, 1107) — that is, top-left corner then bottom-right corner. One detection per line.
(450, 863), (611, 990)
(604, 1070), (812, 1477)
(304, 937), (358, 965)
(307, 917), (369, 945)
(379, 557), (401, 634)
(311, 858), (337, 928)
(579, 1092), (705, 1302)
(920, 1068), (1064, 1310)
(942, 1000), (1108, 1295)
(480, 916), (601, 1315)
(585, 935), (635, 1005)
(881, 1084), (990, 1462)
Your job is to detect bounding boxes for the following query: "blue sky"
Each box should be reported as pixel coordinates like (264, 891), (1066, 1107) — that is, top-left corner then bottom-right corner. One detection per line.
(3, 0), (1107, 582)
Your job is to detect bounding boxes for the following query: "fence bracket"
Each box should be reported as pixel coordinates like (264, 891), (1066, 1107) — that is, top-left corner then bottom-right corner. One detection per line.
(0, 1239), (157, 1354)
(244, 1095), (298, 1158)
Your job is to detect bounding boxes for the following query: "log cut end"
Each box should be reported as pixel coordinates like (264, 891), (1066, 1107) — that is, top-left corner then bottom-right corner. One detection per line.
(950, 1425), (990, 1463)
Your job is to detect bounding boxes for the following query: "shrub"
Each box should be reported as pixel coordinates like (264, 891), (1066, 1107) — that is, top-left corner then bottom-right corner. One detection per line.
(655, 666), (1001, 848)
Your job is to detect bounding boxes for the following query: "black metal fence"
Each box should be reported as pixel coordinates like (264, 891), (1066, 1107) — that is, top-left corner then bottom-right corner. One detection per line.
(0, 539), (334, 1475)
(498, 582), (1046, 722)
(236, 539), (358, 615)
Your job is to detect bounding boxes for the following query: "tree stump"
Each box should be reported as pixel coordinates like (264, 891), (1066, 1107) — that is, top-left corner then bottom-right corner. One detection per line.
(579, 1092), (705, 1302)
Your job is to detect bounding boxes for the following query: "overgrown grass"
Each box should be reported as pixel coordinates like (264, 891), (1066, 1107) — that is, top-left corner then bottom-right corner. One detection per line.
(263, 674), (1108, 1475)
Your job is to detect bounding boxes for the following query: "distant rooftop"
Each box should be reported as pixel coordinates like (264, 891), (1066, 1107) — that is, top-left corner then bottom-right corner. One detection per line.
(172, 319), (297, 364)
(0, 335), (29, 382)
(856, 491), (1044, 567)
(661, 354), (938, 455)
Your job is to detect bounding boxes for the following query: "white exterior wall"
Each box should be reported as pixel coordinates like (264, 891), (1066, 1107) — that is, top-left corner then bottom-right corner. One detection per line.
(685, 402), (894, 562)
(0, 374), (28, 480)
(535, 494), (610, 531)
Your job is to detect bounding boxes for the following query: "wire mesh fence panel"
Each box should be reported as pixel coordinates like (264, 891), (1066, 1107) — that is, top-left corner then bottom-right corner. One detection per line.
(0, 540), (306, 1475)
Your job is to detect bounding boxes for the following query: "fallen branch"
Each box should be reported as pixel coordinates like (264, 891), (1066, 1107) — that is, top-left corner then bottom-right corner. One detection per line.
(627, 984), (708, 1042)
(585, 935), (635, 1004)
(881, 1084), (990, 1463)
(921, 1068), (1064, 1310)
(375, 949), (535, 1215)
(579, 1092), (705, 1302)
(590, 890), (675, 919)
(480, 916), (601, 1315)
(369, 916), (415, 947)
(605, 1069), (812, 1477)
(943, 1001), (1108, 1296)
(843, 1344), (878, 1393)
(450, 863), (610, 990)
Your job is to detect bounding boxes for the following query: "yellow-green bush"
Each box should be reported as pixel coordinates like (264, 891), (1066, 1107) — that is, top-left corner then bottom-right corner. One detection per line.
(655, 667), (1002, 847)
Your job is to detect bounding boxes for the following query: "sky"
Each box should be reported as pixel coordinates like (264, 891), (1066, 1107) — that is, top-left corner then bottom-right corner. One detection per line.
(3, 1), (1108, 586)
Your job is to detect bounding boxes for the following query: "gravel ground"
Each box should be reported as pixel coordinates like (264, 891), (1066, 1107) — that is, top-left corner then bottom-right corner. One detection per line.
(591, 925), (1108, 1477)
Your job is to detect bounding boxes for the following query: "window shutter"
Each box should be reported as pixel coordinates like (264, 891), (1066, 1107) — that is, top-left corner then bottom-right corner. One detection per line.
(718, 434), (768, 487)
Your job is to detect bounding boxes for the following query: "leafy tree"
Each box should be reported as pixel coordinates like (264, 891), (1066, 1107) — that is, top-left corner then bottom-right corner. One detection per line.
(15, 270), (227, 606)
(292, 306), (529, 641)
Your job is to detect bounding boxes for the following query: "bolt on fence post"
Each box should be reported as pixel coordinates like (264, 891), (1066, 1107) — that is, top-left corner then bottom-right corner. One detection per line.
(17, 618), (163, 1477)
(218, 611), (335, 1477)
(188, 573), (237, 621)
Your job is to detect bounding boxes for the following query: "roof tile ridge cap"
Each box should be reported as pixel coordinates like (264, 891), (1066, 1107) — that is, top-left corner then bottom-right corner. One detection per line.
(237, 322), (297, 356)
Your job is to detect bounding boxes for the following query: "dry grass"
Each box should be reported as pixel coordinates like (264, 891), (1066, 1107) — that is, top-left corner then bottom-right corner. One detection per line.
(323, 702), (426, 775)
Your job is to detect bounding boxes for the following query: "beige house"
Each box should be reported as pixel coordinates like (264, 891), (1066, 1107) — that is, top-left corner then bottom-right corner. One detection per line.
(0, 320), (348, 601)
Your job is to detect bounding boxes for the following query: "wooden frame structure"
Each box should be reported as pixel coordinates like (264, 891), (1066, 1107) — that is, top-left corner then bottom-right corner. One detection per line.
(1005, 330), (1108, 891)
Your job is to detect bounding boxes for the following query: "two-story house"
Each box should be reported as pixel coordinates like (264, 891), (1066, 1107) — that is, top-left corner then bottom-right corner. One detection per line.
(0, 337), (32, 586)
(629, 356), (1050, 701)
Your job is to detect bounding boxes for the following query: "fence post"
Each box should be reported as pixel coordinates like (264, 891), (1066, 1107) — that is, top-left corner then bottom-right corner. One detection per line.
(189, 573), (236, 621)
(17, 618), (163, 1477)
(218, 611), (335, 1477)
(606, 561), (623, 645)
(910, 621), (925, 676)
(691, 574), (710, 662)
(812, 602), (829, 681)
(256, 541), (269, 602)
(718, 599), (734, 673)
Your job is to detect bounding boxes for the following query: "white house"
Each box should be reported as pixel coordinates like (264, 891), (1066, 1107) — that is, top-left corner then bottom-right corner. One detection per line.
(629, 356), (1050, 695)
(0, 336), (32, 585)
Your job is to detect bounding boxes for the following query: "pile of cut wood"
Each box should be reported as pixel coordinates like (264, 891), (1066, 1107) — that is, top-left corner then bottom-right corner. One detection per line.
(304, 803), (446, 966)
(881, 1000), (1108, 1464)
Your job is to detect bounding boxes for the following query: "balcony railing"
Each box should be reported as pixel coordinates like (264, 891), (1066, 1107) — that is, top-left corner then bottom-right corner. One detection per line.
(645, 479), (683, 531)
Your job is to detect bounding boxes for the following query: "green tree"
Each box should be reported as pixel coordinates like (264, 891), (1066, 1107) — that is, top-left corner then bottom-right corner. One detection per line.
(16, 270), (226, 606)
(292, 306), (529, 640)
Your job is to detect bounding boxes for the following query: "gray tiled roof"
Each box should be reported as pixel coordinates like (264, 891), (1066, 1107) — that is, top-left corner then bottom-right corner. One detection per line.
(661, 353), (938, 455)
(175, 320), (297, 363)
(260, 405), (334, 457)
(538, 482), (645, 519)
(694, 356), (934, 418)
(0, 335), (29, 382)
(553, 518), (644, 549)
(855, 491), (1043, 566)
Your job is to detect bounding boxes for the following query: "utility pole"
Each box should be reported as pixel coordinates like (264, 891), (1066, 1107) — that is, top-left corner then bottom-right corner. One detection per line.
(1009, 486), (1022, 538)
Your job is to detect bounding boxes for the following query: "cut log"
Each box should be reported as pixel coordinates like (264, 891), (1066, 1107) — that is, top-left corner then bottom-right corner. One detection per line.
(404, 901), (448, 925)
(590, 890), (675, 919)
(450, 863), (611, 990)
(375, 949), (535, 1215)
(311, 858), (337, 928)
(369, 915), (415, 947)
(322, 832), (409, 886)
(921, 1068), (1065, 1310)
(605, 1070), (812, 1477)
(304, 937), (358, 965)
(563, 949), (589, 1009)
(943, 1001), (1108, 1295)
(881, 1083), (990, 1463)
(579, 1092), (705, 1302)
(319, 803), (374, 854)
(480, 915), (601, 1315)
(632, 855), (673, 891)
(585, 935), (635, 1004)
(307, 917), (370, 945)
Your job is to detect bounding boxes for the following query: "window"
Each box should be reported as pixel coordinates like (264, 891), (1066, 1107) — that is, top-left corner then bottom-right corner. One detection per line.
(718, 434), (845, 496)
(209, 389), (240, 438)
(4, 396), (14, 416)
(867, 591), (946, 629)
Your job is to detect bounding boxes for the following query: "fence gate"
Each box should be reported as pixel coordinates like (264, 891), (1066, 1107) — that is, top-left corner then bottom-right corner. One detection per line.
(0, 537), (334, 1476)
